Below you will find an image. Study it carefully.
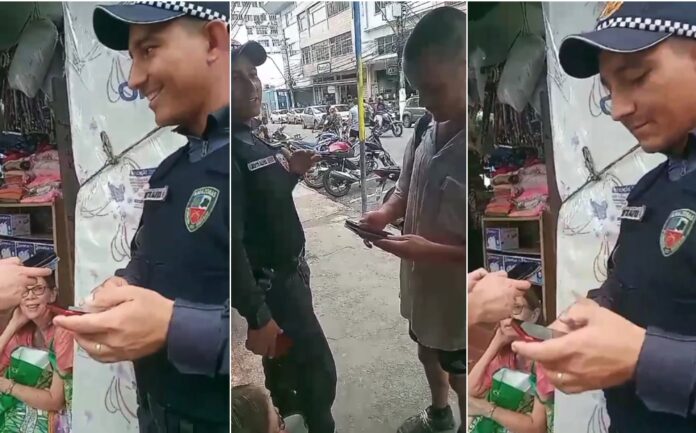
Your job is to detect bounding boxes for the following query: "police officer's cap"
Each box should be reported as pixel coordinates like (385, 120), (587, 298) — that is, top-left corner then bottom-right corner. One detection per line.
(93, 1), (229, 51)
(560, 2), (696, 79)
(232, 40), (267, 66)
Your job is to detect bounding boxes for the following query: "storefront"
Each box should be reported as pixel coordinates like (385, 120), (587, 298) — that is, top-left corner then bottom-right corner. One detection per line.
(310, 73), (358, 105)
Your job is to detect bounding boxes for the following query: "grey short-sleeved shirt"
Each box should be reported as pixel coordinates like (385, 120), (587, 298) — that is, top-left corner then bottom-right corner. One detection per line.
(394, 123), (466, 351)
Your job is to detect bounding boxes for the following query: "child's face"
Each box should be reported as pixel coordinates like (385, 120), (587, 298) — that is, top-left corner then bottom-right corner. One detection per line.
(19, 276), (56, 320)
(499, 298), (538, 339)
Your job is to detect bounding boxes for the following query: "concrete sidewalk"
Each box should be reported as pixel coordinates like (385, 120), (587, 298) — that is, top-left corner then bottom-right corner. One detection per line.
(232, 185), (461, 433)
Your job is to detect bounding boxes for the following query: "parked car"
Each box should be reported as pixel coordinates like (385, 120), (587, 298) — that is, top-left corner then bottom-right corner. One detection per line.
(301, 106), (327, 129)
(286, 109), (302, 124)
(270, 109), (288, 124)
(400, 97), (427, 128)
(333, 104), (351, 122)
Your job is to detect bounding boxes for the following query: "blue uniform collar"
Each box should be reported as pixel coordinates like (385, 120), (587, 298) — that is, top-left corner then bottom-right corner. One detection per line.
(667, 134), (696, 181)
(176, 106), (229, 162)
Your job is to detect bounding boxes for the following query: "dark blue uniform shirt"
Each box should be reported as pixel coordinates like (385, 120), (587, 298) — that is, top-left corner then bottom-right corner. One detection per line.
(116, 106), (230, 421)
(590, 135), (696, 425)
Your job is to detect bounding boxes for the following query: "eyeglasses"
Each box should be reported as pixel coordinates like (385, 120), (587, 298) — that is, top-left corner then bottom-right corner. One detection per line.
(22, 285), (47, 298)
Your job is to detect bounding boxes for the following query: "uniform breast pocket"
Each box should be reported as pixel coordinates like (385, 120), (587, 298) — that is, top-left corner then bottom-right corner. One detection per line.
(436, 176), (466, 238)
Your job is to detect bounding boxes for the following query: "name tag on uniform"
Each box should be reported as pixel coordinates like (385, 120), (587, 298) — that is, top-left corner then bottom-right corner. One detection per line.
(143, 186), (168, 201)
(620, 205), (646, 221)
(248, 156), (277, 171)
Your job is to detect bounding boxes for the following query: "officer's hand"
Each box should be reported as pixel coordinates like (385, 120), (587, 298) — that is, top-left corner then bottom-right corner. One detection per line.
(83, 276), (129, 312)
(282, 148), (321, 175)
(0, 260), (52, 310)
(512, 299), (645, 394)
(246, 319), (282, 358)
(53, 285), (174, 363)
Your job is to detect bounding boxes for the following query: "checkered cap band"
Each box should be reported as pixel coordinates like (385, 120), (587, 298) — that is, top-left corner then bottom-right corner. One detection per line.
(597, 16), (696, 37)
(134, 1), (229, 22)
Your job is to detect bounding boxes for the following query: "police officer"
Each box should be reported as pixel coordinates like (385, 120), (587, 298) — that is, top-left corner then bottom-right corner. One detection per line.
(231, 40), (337, 433)
(512, 3), (696, 433)
(54, 2), (230, 432)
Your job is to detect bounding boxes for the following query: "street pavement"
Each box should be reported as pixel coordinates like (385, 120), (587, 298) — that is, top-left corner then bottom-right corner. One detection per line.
(232, 182), (462, 433)
(272, 122), (413, 215)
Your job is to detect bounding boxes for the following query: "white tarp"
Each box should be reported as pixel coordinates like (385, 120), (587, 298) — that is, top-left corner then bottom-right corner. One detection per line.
(64, 3), (186, 432)
(543, 3), (665, 432)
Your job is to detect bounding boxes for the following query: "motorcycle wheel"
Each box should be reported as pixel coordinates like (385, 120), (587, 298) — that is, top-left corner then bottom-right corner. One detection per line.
(303, 164), (326, 189)
(392, 123), (404, 137)
(323, 169), (352, 197)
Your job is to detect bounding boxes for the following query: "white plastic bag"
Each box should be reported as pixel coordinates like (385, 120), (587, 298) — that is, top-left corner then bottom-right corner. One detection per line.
(497, 34), (546, 113)
(469, 47), (488, 105)
(8, 18), (59, 98)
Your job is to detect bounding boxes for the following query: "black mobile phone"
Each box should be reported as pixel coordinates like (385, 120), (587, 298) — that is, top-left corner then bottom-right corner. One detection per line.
(506, 261), (541, 281)
(344, 219), (390, 242)
(23, 251), (57, 268)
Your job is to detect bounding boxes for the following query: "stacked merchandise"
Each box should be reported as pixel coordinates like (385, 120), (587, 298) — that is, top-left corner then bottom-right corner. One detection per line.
(0, 132), (62, 204)
(484, 147), (549, 217)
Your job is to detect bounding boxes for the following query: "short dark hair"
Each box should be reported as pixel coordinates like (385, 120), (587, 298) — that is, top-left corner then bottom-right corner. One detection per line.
(232, 384), (270, 433)
(403, 6), (467, 67)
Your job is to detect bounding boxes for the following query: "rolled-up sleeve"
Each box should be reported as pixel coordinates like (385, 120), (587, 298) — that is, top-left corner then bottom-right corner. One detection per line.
(166, 298), (229, 377)
(394, 136), (415, 201)
(635, 327), (696, 417)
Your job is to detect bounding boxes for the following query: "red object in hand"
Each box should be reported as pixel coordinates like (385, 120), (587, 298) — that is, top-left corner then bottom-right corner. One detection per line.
(510, 319), (542, 342)
(47, 305), (86, 317)
(275, 333), (294, 357)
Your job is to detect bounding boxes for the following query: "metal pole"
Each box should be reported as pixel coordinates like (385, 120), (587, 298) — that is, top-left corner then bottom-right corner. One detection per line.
(353, 1), (367, 214)
(397, 2), (406, 120)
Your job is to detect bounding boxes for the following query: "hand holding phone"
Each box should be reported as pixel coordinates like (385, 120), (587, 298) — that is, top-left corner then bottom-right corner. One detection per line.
(47, 305), (87, 316)
(344, 219), (391, 242)
(506, 262), (541, 281)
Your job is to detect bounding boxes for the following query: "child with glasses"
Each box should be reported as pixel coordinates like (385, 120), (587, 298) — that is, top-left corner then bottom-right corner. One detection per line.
(0, 272), (73, 433)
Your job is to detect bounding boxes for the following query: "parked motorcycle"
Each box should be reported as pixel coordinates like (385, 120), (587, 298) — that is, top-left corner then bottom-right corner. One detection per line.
(271, 125), (290, 143)
(321, 140), (382, 198)
(374, 111), (404, 137)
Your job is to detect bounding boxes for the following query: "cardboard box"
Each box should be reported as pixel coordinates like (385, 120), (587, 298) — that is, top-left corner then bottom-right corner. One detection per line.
(503, 255), (544, 285)
(0, 240), (15, 259)
(15, 242), (35, 262)
(486, 253), (505, 272)
(0, 214), (30, 237)
(485, 227), (519, 251)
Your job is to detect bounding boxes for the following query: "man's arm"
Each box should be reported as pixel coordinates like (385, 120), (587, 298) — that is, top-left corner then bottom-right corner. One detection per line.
(166, 299), (229, 376)
(114, 221), (146, 285)
(635, 329), (696, 417)
(231, 158), (273, 330)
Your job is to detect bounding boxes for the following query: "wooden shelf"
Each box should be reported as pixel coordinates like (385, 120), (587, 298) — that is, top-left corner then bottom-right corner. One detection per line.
(486, 247), (541, 257)
(483, 216), (541, 222)
(0, 202), (53, 208)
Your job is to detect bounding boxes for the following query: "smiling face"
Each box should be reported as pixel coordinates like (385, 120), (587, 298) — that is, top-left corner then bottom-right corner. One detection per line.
(127, 19), (215, 127)
(20, 276), (56, 321)
(231, 54), (263, 122)
(599, 38), (696, 154)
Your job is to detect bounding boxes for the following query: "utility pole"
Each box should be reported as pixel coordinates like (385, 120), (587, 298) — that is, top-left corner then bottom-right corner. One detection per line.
(393, 2), (406, 120)
(281, 36), (296, 108)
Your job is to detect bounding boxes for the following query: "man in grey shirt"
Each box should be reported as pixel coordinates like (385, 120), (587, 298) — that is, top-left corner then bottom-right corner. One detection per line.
(361, 7), (467, 433)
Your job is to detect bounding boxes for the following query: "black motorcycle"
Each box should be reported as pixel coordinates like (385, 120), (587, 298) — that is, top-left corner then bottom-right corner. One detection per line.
(374, 111), (404, 137)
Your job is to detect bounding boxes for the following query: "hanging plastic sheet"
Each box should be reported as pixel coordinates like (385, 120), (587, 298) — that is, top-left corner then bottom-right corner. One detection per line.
(64, 3), (186, 432)
(542, 3), (665, 433)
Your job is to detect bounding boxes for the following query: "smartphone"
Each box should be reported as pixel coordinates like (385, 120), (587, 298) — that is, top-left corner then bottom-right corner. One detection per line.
(506, 262), (541, 281)
(344, 219), (391, 242)
(47, 305), (87, 316)
(23, 251), (58, 269)
(511, 319), (566, 342)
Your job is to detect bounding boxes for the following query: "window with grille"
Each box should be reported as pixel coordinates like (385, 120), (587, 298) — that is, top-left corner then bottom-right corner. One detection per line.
(312, 40), (330, 62)
(327, 2), (349, 18)
(259, 40), (270, 48)
(257, 26), (269, 35)
(330, 32), (353, 58)
(310, 4), (327, 26)
(246, 26), (254, 35)
(270, 26), (278, 35)
(273, 39), (282, 47)
(377, 35), (395, 55)
(301, 47), (311, 65)
(375, 1), (388, 15)
(285, 12), (293, 26)
(298, 12), (308, 31)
